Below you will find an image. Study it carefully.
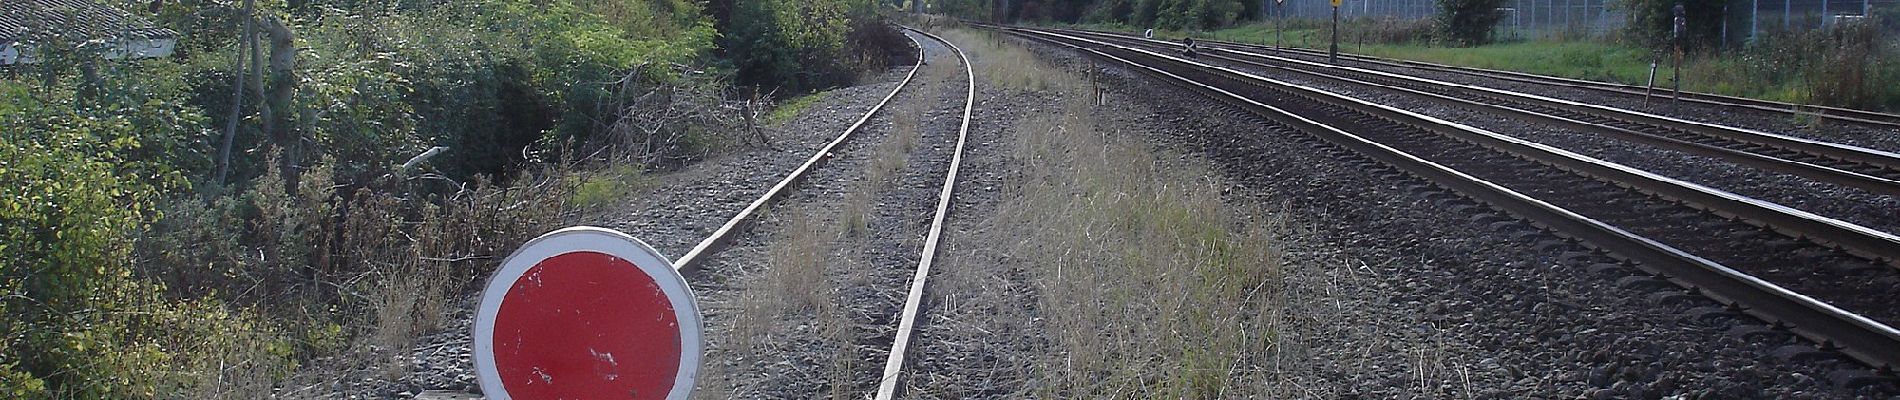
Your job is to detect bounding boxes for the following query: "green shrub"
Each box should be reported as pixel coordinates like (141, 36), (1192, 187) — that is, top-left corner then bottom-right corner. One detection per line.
(1, 81), (293, 398)
(568, 164), (651, 210)
(1436, 0), (1506, 45)
(720, 0), (915, 94)
(766, 92), (829, 125)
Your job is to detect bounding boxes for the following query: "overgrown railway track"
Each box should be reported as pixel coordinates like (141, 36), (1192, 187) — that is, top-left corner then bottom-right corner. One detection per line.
(666, 26), (974, 398)
(986, 24), (1900, 374)
(874, 27), (974, 400)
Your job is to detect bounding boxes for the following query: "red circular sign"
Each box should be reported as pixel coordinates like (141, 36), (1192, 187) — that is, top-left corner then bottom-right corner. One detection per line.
(474, 227), (701, 400)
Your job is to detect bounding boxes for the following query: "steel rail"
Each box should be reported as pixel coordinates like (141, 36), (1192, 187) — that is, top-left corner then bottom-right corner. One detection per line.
(1053, 28), (1900, 177)
(1025, 26), (1900, 265)
(876, 26), (974, 400)
(1060, 31), (1900, 198)
(1171, 33), (1900, 128)
(996, 26), (1900, 371)
(671, 30), (932, 275)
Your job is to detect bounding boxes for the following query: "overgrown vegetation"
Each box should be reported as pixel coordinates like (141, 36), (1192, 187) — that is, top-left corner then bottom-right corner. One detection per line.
(713, 0), (914, 95)
(1005, 95), (1282, 397)
(1435, 0), (1506, 45)
(1345, 21), (1900, 111)
(1020, 0), (1895, 111)
(0, 0), (905, 396)
(922, 28), (1286, 397)
(1134, 13), (1899, 111)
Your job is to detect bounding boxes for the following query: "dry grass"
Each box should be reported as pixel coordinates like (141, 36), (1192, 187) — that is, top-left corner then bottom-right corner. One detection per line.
(938, 29), (1085, 92)
(918, 37), (1290, 397)
(726, 207), (865, 399)
(719, 61), (970, 397)
(734, 210), (834, 352)
(1006, 100), (1284, 398)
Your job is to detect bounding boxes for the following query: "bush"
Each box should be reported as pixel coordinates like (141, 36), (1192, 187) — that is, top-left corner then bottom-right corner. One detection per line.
(1436, 0), (1507, 46)
(1617, 0), (1723, 48)
(1348, 16), (1438, 45)
(1, 80), (294, 398)
(717, 0), (909, 95)
(4, 0), (907, 395)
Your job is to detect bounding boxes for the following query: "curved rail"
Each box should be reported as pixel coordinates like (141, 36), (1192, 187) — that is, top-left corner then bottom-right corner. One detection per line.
(671, 29), (933, 274)
(993, 25), (1900, 371)
(875, 26), (975, 400)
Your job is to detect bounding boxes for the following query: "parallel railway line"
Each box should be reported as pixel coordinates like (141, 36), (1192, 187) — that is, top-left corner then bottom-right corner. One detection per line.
(1192, 35), (1900, 128)
(1065, 29), (1900, 202)
(986, 24), (1900, 373)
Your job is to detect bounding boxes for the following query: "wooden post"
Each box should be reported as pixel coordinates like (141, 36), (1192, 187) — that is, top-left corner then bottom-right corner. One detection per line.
(1330, 2), (1340, 63)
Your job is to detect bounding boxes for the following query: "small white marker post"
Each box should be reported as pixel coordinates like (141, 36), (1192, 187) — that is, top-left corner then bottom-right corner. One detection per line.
(472, 227), (702, 400)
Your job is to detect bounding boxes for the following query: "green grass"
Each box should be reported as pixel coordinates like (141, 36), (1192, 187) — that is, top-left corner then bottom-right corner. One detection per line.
(1064, 21), (1897, 111)
(765, 91), (828, 125)
(567, 163), (649, 210)
(1354, 41), (1655, 85)
(1203, 21), (1328, 47)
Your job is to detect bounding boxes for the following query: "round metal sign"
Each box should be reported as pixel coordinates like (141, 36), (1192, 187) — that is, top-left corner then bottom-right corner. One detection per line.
(473, 227), (701, 400)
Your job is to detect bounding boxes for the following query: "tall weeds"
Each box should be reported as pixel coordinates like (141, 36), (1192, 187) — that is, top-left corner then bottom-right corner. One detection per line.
(133, 155), (578, 391)
(952, 31), (1287, 396)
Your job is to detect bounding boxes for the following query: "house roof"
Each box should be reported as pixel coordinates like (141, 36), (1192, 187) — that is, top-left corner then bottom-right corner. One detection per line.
(0, 0), (178, 44)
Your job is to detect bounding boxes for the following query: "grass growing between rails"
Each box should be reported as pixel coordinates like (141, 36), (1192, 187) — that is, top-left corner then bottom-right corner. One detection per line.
(1001, 91), (1286, 398)
(920, 26), (1291, 397)
(941, 29), (1072, 91)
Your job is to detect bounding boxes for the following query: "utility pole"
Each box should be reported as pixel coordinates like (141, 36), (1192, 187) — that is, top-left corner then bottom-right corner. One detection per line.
(1672, 3), (1685, 102)
(1331, 0), (1341, 63)
(1276, 0), (1285, 54)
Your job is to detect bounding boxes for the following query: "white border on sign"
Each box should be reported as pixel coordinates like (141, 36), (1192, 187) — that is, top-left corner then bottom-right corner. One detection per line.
(472, 226), (702, 400)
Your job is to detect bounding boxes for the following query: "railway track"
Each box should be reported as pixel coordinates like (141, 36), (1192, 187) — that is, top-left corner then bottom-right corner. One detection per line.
(1145, 32), (1900, 129)
(668, 26), (975, 398)
(986, 24), (1900, 374)
(1057, 28), (1900, 202)
(874, 27), (974, 400)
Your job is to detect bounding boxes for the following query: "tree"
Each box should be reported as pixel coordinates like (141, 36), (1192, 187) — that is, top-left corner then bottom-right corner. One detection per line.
(1618, 0), (1723, 48)
(1436, 0), (1505, 46)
